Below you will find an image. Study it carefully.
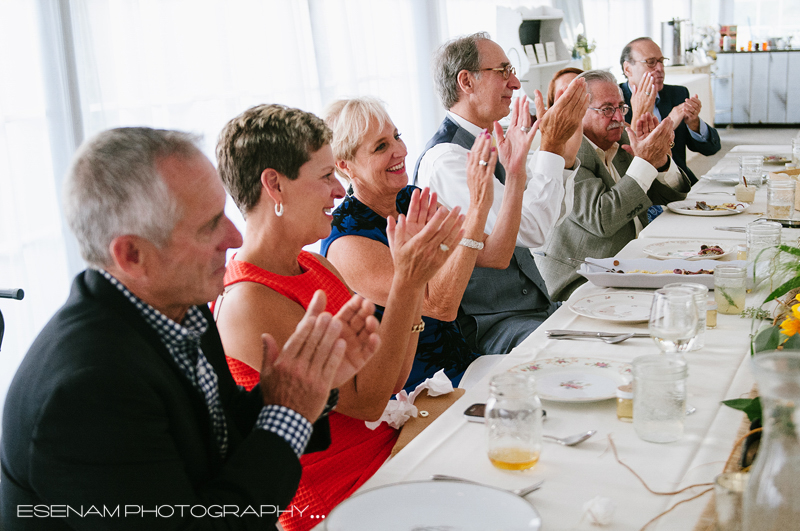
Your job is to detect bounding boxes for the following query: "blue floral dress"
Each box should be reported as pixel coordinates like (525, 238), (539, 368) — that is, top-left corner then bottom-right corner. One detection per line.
(321, 185), (479, 392)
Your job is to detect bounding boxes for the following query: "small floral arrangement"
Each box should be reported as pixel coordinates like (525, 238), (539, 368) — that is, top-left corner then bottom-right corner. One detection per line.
(751, 244), (800, 352)
(572, 34), (596, 58)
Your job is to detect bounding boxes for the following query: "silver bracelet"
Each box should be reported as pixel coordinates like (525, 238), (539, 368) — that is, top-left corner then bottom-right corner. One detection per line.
(459, 238), (484, 250)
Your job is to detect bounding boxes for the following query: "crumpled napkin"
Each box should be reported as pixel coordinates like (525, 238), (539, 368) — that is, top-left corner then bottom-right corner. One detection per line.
(583, 496), (615, 526)
(365, 369), (454, 430)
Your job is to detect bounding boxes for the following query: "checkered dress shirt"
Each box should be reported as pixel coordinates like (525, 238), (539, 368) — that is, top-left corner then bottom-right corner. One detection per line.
(98, 270), (312, 457)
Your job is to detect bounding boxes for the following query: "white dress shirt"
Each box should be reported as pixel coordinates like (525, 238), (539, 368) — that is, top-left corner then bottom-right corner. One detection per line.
(416, 111), (578, 249)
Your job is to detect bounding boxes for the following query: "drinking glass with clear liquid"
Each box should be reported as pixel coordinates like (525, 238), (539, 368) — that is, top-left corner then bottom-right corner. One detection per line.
(485, 372), (542, 470)
(663, 282), (709, 350)
(714, 265), (747, 315)
(649, 287), (698, 354)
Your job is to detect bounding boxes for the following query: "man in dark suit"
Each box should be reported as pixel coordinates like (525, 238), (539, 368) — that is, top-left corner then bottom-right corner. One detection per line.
(414, 32), (587, 355)
(537, 70), (691, 301)
(0, 128), (379, 530)
(620, 37), (721, 185)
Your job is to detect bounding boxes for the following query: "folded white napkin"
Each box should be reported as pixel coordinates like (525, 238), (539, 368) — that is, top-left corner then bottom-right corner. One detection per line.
(365, 369), (454, 430)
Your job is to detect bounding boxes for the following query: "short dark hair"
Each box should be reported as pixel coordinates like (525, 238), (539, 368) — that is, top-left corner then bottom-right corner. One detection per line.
(433, 32), (490, 109)
(216, 104), (332, 216)
(547, 67), (584, 108)
(620, 37), (654, 71)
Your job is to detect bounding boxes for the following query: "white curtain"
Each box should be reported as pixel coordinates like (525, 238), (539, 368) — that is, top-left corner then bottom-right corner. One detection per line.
(583, 0), (648, 78)
(0, 1), (71, 409)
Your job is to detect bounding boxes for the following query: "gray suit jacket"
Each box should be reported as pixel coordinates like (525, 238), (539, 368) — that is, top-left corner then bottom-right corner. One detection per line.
(535, 137), (691, 301)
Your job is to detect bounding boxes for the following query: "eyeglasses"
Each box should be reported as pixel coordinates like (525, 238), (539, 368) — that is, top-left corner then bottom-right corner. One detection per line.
(636, 56), (669, 69)
(474, 64), (516, 80)
(588, 104), (630, 118)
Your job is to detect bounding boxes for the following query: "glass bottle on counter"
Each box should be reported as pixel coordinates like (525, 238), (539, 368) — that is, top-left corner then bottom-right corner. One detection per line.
(743, 351), (800, 530)
(485, 372), (542, 470)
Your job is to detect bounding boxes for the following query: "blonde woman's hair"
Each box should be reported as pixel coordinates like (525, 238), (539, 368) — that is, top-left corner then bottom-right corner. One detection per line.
(324, 97), (392, 180)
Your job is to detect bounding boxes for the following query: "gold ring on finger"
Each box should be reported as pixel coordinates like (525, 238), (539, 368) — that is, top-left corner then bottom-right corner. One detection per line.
(669, 141), (675, 148)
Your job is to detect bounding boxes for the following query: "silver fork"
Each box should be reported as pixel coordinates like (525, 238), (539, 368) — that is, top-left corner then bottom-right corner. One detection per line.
(430, 475), (544, 497)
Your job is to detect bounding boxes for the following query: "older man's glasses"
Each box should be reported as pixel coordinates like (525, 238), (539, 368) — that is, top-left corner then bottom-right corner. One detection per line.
(588, 104), (630, 118)
(637, 57), (669, 69)
(475, 64), (516, 80)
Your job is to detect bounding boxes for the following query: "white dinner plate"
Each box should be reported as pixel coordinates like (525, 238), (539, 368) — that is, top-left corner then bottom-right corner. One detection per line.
(642, 240), (734, 260)
(324, 480), (542, 531)
(511, 357), (632, 402)
(700, 173), (739, 184)
(569, 291), (653, 323)
(667, 200), (749, 216)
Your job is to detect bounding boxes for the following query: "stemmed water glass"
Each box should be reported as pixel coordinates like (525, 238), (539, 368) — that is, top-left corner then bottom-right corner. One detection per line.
(649, 287), (699, 355)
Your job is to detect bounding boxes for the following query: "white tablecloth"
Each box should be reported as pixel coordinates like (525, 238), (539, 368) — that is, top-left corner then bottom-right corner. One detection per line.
(330, 146), (794, 530)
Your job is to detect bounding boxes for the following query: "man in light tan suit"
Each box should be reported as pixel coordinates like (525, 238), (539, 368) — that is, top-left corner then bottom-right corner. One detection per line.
(535, 70), (691, 301)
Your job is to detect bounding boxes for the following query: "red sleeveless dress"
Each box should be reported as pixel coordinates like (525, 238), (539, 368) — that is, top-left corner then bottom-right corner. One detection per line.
(221, 252), (398, 531)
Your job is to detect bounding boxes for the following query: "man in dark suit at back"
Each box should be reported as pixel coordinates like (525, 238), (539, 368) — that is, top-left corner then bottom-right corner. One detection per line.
(0, 127), (379, 530)
(620, 37), (721, 185)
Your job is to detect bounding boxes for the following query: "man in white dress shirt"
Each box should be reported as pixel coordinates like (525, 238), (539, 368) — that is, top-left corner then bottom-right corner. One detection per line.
(535, 70), (691, 301)
(414, 31), (588, 355)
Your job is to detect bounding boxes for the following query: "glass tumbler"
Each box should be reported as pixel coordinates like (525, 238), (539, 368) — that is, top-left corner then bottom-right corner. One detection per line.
(663, 282), (708, 350)
(485, 372), (542, 470)
(746, 220), (781, 288)
(740, 155), (764, 188)
(766, 179), (795, 220)
(648, 287), (698, 354)
(632, 354), (688, 443)
(714, 265), (746, 315)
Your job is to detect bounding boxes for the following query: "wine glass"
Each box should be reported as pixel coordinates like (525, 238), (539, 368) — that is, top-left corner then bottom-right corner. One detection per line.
(649, 287), (699, 355)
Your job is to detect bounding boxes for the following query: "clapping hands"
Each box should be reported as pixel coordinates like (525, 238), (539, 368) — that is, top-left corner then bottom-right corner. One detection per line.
(387, 187), (464, 288)
(624, 113), (674, 169)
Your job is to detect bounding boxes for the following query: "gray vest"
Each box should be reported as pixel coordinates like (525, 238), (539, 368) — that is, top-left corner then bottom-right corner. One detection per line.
(414, 117), (557, 332)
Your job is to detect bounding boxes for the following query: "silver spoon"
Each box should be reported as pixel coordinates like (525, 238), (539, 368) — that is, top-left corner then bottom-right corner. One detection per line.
(430, 475), (544, 497)
(543, 430), (597, 446)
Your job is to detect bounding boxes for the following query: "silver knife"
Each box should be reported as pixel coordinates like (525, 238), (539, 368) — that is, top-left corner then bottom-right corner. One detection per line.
(546, 330), (650, 338)
(713, 226), (746, 233)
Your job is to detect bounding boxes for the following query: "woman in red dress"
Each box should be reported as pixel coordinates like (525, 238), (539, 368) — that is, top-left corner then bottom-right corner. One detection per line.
(213, 104), (464, 531)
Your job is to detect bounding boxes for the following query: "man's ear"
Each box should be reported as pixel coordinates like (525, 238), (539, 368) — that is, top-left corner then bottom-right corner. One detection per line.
(260, 168), (283, 206)
(108, 235), (149, 278)
(622, 61), (633, 82)
(456, 69), (475, 95)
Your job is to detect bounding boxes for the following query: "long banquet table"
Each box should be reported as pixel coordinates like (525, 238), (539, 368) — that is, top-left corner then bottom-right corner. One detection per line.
(335, 145), (796, 530)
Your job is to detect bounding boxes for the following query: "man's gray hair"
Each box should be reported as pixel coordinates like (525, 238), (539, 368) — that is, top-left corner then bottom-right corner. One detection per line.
(620, 37), (654, 70)
(64, 127), (198, 268)
(433, 32), (490, 110)
(575, 70), (621, 102)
